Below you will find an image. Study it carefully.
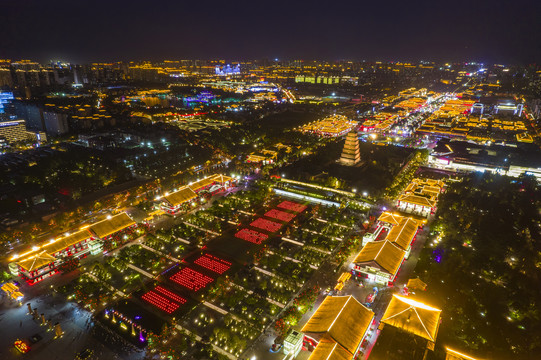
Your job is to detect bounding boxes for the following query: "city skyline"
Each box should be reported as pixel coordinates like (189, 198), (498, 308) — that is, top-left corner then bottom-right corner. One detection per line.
(1, 3), (541, 359)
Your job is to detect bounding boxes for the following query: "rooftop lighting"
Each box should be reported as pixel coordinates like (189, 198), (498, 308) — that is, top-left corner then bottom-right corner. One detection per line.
(445, 348), (480, 360)
(393, 294), (441, 312)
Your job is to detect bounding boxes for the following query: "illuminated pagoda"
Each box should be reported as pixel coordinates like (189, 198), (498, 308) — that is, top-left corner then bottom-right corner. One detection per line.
(339, 131), (361, 166)
(371, 294), (442, 360)
(302, 295), (374, 359)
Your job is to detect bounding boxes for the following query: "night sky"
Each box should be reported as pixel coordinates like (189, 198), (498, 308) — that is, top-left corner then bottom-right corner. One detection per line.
(1, 0), (540, 64)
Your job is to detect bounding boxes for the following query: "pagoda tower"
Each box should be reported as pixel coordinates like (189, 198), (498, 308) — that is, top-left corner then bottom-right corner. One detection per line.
(339, 131), (361, 166)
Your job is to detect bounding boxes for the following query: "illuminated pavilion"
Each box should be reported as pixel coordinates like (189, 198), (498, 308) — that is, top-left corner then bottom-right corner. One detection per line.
(302, 295), (375, 359)
(397, 178), (444, 217)
(160, 173), (234, 214)
(377, 211), (404, 227)
(407, 277), (427, 292)
(11, 212), (136, 284)
(161, 186), (198, 214)
(371, 294), (442, 359)
(353, 240), (406, 285)
(385, 217), (419, 257)
(380, 295), (442, 344)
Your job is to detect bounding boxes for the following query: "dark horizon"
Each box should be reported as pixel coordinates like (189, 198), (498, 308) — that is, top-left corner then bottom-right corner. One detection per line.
(2, 0), (541, 65)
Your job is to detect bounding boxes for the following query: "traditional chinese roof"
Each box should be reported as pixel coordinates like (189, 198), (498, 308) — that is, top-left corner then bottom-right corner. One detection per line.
(308, 338), (353, 360)
(407, 277), (427, 291)
(1, 282), (18, 293)
(189, 176), (216, 192)
(377, 212), (404, 226)
(354, 240), (406, 275)
(44, 230), (91, 255)
(163, 186), (197, 207)
(423, 179), (444, 189)
(386, 217), (418, 250)
(302, 295), (374, 354)
(399, 194), (436, 208)
(17, 250), (56, 272)
(247, 154), (271, 162)
(516, 132), (534, 143)
(405, 179), (444, 194)
(90, 212), (136, 239)
(381, 294), (442, 342)
(422, 185), (442, 194)
(208, 174), (233, 183)
(445, 347), (481, 360)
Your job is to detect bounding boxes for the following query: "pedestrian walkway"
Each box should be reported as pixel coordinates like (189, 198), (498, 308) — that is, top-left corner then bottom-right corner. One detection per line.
(254, 266), (275, 277)
(126, 264), (155, 279)
(203, 301), (228, 315)
(315, 217), (350, 229)
(281, 236), (304, 246)
(181, 220), (221, 236)
(139, 243), (180, 262)
(281, 236), (332, 254)
(175, 237), (191, 244)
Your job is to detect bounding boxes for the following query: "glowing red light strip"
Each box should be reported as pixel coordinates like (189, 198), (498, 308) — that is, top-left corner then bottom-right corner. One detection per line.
(234, 228), (268, 244)
(141, 291), (179, 313)
(265, 209), (296, 222)
(250, 218), (282, 232)
(194, 254), (231, 274)
(154, 286), (187, 304)
(169, 267), (213, 291)
(277, 201), (307, 213)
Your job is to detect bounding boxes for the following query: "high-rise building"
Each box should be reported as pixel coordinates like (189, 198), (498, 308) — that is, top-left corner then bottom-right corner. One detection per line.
(0, 119), (29, 143)
(339, 131), (361, 166)
(14, 102), (45, 131)
(0, 67), (13, 88)
(43, 111), (69, 135)
(0, 92), (14, 114)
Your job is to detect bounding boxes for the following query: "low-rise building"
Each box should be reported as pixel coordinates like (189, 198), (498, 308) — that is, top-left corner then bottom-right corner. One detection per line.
(370, 295), (442, 359)
(397, 178), (444, 216)
(353, 240), (406, 285)
(11, 212), (136, 285)
(302, 295), (375, 359)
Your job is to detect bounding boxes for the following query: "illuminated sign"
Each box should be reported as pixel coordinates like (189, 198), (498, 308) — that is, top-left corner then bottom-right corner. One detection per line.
(14, 340), (30, 353)
(0, 121), (24, 127)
